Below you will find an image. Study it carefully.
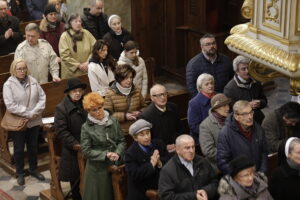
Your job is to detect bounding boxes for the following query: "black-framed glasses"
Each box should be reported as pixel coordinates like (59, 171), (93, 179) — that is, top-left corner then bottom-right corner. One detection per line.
(151, 92), (168, 98)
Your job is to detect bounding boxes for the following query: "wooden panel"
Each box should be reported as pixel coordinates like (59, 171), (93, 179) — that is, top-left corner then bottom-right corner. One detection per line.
(0, 54), (14, 74)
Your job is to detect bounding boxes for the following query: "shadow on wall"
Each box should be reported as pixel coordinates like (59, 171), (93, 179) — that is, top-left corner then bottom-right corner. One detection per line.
(66, 0), (132, 31)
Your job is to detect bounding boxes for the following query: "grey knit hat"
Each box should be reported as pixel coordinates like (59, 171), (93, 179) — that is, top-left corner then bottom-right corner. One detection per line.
(129, 119), (152, 136)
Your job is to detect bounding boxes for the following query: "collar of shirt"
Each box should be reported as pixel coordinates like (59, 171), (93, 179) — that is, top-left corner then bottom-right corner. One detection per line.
(154, 104), (167, 112)
(178, 155), (194, 176)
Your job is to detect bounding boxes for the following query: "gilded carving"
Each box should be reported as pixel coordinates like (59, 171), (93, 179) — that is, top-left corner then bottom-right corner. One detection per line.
(265, 0), (280, 23)
(241, 0), (254, 19)
(262, 0), (282, 31)
(248, 61), (284, 83)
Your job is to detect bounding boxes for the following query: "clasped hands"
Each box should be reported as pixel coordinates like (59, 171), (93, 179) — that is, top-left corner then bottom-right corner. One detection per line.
(107, 152), (119, 162)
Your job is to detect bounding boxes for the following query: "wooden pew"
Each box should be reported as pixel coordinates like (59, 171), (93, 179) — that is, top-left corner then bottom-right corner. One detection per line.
(0, 54), (14, 74)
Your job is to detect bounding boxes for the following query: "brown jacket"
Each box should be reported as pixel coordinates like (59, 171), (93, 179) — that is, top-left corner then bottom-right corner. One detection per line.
(104, 83), (146, 133)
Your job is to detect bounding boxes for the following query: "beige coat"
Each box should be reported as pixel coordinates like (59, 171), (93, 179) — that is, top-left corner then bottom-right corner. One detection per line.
(59, 29), (96, 79)
(15, 39), (59, 84)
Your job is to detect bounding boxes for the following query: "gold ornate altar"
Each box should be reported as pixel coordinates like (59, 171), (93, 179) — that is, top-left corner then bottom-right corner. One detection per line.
(225, 0), (300, 95)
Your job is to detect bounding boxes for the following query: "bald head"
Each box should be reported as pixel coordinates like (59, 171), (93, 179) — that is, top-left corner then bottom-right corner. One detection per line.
(150, 84), (168, 108)
(90, 0), (104, 16)
(175, 134), (195, 161)
(175, 134), (194, 147)
(150, 84), (166, 96)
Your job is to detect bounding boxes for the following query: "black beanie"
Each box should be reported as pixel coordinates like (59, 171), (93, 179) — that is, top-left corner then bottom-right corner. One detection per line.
(44, 4), (57, 16)
(229, 155), (255, 177)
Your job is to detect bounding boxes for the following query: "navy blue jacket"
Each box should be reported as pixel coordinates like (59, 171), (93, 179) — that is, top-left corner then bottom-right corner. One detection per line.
(125, 139), (170, 200)
(26, 0), (47, 20)
(217, 113), (268, 174)
(187, 92), (211, 141)
(186, 53), (233, 97)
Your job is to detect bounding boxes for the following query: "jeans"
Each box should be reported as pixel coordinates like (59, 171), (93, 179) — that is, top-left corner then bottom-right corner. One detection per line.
(10, 126), (40, 176)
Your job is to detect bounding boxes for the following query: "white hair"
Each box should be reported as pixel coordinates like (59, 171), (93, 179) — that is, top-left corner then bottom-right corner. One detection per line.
(233, 55), (250, 72)
(175, 134), (194, 146)
(150, 84), (166, 96)
(196, 73), (214, 92)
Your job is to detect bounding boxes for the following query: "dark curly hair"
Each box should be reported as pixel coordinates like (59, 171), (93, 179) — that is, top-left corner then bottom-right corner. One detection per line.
(91, 40), (116, 71)
(114, 64), (136, 83)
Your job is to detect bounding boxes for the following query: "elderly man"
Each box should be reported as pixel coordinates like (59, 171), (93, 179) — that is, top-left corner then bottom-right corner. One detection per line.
(217, 100), (268, 175)
(15, 23), (60, 84)
(0, 0), (23, 56)
(224, 55), (267, 124)
(159, 134), (218, 200)
(262, 102), (300, 153)
(139, 84), (184, 153)
(186, 33), (233, 97)
(81, 0), (109, 39)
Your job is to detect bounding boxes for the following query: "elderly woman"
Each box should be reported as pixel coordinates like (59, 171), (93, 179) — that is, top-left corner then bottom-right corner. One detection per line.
(270, 137), (300, 199)
(126, 119), (170, 200)
(54, 77), (87, 200)
(199, 93), (230, 172)
(104, 64), (146, 133)
(118, 40), (148, 98)
(40, 4), (65, 56)
(81, 92), (126, 200)
(103, 14), (134, 59)
(218, 155), (273, 200)
(224, 55), (267, 124)
(88, 40), (116, 97)
(187, 73), (215, 141)
(3, 59), (46, 186)
(59, 13), (96, 79)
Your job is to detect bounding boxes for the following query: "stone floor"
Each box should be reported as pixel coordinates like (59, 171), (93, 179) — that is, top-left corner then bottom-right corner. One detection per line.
(0, 76), (293, 200)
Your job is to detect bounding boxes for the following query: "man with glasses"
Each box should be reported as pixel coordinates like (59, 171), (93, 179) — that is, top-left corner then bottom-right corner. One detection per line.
(0, 0), (23, 56)
(217, 100), (268, 175)
(139, 84), (184, 153)
(186, 33), (233, 97)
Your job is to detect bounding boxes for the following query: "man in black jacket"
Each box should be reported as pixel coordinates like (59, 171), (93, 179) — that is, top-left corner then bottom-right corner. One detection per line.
(158, 134), (218, 200)
(0, 0), (23, 56)
(81, 0), (109, 39)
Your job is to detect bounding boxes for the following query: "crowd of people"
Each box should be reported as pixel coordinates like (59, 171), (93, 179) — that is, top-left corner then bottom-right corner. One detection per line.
(1, 0), (300, 200)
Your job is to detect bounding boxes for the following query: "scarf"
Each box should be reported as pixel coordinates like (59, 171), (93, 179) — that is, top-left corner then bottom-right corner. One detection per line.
(87, 110), (109, 125)
(236, 120), (253, 141)
(67, 30), (83, 52)
(201, 91), (215, 99)
(47, 21), (57, 29)
(212, 111), (226, 126)
(116, 82), (131, 95)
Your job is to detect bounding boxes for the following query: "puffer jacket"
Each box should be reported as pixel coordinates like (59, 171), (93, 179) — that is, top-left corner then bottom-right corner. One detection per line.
(218, 173), (273, 200)
(104, 82), (146, 133)
(118, 51), (148, 98)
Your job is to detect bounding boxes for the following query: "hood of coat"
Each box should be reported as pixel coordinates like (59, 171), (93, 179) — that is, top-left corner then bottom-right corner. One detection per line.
(118, 50), (140, 66)
(83, 8), (104, 19)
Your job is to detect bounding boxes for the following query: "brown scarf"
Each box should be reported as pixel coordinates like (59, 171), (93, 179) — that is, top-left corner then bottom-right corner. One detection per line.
(67, 30), (83, 52)
(212, 111), (226, 126)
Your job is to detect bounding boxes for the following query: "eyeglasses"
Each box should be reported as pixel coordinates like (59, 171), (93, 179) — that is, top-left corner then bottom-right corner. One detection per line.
(151, 92), (168, 98)
(16, 68), (27, 72)
(237, 110), (254, 116)
(202, 41), (216, 47)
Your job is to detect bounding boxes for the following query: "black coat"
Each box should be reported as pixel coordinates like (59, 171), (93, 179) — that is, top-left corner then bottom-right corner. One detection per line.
(81, 8), (109, 40)
(54, 96), (87, 181)
(224, 75), (267, 124)
(0, 15), (23, 56)
(139, 102), (184, 145)
(103, 28), (134, 59)
(125, 139), (170, 200)
(269, 162), (300, 200)
(158, 154), (218, 200)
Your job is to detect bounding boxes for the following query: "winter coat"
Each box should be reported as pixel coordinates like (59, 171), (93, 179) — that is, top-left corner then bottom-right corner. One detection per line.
(0, 15), (23, 56)
(224, 75), (267, 124)
(218, 173), (273, 200)
(188, 92), (211, 141)
(262, 109), (300, 153)
(81, 8), (109, 39)
(103, 28), (134, 59)
(104, 82), (146, 133)
(26, 0), (47, 20)
(3, 75), (45, 128)
(80, 116), (126, 200)
(59, 29), (96, 79)
(54, 95), (87, 181)
(217, 113), (268, 174)
(269, 161), (300, 200)
(88, 61), (115, 97)
(15, 39), (60, 83)
(40, 22), (65, 56)
(199, 110), (223, 172)
(158, 154), (218, 200)
(139, 102), (184, 145)
(125, 139), (170, 200)
(118, 51), (148, 98)
(186, 52), (233, 97)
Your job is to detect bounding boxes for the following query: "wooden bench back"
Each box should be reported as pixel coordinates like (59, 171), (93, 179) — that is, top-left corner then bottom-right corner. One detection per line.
(0, 54), (14, 74)
(19, 20), (41, 34)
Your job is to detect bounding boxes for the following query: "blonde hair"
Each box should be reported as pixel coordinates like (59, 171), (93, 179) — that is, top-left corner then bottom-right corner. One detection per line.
(10, 59), (28, 77)
(83, 92), (104, 111)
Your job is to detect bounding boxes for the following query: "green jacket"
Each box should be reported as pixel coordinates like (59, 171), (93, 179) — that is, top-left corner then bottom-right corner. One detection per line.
(81, 115), (126, 200)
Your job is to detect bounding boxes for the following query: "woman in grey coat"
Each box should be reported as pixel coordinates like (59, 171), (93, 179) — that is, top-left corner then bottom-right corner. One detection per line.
(199, 93), (230, 172)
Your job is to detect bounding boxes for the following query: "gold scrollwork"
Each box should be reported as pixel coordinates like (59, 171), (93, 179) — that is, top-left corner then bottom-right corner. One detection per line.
(241, 0), (254, 19)
(265, 0), (280, 23)
(248, 61), (284, 82)
(289, 78), (300, 95)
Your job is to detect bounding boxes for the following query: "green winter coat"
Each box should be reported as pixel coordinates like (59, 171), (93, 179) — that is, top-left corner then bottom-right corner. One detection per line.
(81, 115), (126, 200)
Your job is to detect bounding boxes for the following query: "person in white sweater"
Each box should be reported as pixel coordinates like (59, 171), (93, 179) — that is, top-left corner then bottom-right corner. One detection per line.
(118, 40), (148, 98)
(88, 40), (116, 97)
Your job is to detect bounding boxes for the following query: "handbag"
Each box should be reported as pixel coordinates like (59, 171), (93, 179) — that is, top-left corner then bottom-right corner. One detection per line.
(1, 78), (31, 131)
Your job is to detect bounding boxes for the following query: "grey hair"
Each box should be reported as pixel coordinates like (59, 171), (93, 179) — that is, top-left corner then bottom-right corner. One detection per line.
(175, 134), (194, 146)
(150, 84), (166, 96)
(199, 33), (215, 45)
(233, 55), (251, 72)
(196, 73), (214, 92)
(25, 23), (40, 33)
(91, 0), (103, 7)
(289, 138), (300, 154)
(233, 100), (250, 115)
